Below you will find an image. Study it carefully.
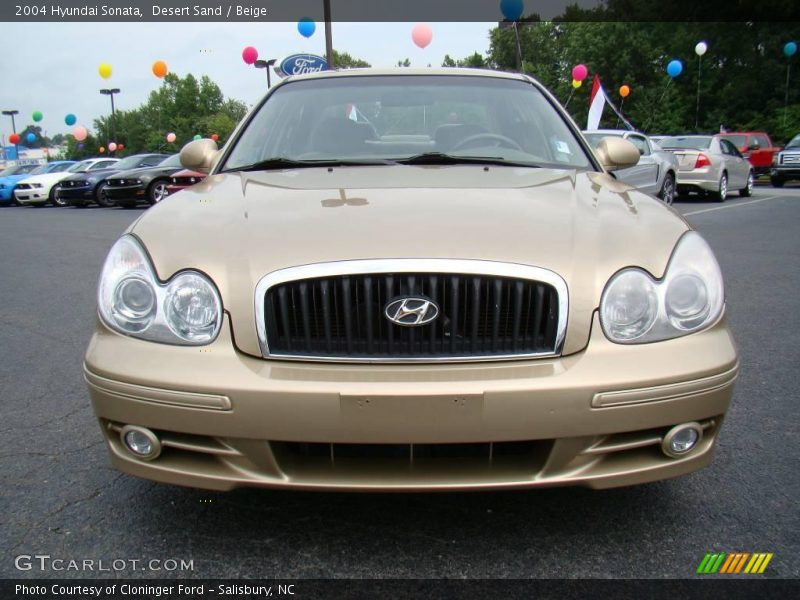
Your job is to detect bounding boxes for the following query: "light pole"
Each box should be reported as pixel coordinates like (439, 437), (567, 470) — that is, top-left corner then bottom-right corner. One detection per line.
(324, 0), (333, 68)
(2, 109), (19, 160)
(254, 59), (277, 88)
(100, 88), (120, 151)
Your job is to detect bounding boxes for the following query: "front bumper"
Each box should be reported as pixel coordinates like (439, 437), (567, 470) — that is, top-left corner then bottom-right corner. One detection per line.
(105, 184), (146, 201)
(0, 187), (14, 202)
(56, 185), (94, 202)
(14, 187), (48, 204)
(85, 313), (738, 492)
(771, 167), (800, 180)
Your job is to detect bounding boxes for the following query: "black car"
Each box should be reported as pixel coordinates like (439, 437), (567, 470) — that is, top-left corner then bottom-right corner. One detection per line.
(56, 154), (169, 208)
(104, 154), (184, 208)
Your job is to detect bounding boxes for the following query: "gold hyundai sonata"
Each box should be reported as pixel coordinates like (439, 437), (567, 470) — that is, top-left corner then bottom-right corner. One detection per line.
(85, 69), (738, 491)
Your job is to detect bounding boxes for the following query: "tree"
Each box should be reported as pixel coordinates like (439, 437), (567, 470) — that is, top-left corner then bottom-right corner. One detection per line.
(442, 52), (487, 68)
(332, 50), (371, 68)
(397, 58), (411, 67)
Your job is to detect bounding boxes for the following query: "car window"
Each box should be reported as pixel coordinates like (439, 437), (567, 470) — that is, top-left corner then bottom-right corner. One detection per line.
(721, 139), (741, 156)
(91, 160), (117, 170)
(582, 133), (623, 148)
(28, 164), (48, 175)
(626, 135), (650, 156)
(141, 155), (168, 166)
(49, 163), (73, 173)
(157, 154), (182, 168)
(721, 134), (747, 148)
(224, 75), (593, 171)
(785, 134), (800, 150)
(753, 135), (770, 148)
(660, 136), (712, 150)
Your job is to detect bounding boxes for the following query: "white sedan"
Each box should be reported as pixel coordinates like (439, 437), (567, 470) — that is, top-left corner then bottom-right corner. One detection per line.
(14, 158), (119, 206)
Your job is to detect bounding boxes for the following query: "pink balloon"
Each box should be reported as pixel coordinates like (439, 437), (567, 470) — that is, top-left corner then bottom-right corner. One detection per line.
(72, 125), (88, 141)
(572, 64), (588, 82)
(166, 132), (176, 143)
(108, 142), (117, 152)
(242, 46), (258, 65)
(412, 23), (433, 49)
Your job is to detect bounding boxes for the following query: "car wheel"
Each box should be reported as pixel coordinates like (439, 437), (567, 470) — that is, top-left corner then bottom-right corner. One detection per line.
(714, 173), (728, 202)
(148, 180), (169, 205)
(658, 173), (676, 205)
(770, 176), (784, 188)
(52, 189), (68, 207)
(739, 171), (754, 197)
(95, 183), (113, 207)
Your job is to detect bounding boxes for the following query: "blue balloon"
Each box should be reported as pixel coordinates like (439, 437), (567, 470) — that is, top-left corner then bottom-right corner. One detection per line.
(65, 113), (77, 126)
(77, 143), (84, 150)
(666, 59), (683, 78)
(297, 18), (316, 38)
(26, 132), (36, 144)
(785, 41), (798, 57)
(500, 0), (524, 21)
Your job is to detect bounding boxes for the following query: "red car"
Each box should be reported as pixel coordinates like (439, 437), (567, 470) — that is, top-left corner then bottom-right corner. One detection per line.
(718, 132), (780, 175)
(165, 169), (206, 195)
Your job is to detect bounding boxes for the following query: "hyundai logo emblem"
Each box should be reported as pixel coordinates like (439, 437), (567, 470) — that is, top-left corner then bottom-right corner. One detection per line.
(384, 297), (439, 327)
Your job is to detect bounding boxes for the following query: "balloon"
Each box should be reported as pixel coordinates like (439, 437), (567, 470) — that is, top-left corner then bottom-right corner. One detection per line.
(500, 0), (524, 21)
(619, 85), (630, 98)
(572, 79), (582, 89)
(242, 46), (258, 65)
(695, 41), (708, 56)
(72, 125), (88, 141)
(785, 42), (798, 57)
(193, 134), (202, 141)
(666, 59), (683, 77)
(108, 142), (117, 152)
(65, 113), (77, 126)
(118, 144), (124, 150)
(77, 143), (84, 150)
(98, 62), (112, 79)
(32, 111), (43, 122)
(99, 147), (105, 153)
(211, 133), (219, 141)
(572, 64), (588, 82)
(412, 23), (433, 49)
(166, 132), (177, 143)
(297, 18), (316, 38)
(152, 60), (168, 78)
(26, 133), (36, 144)
(8, 133), (20, 144)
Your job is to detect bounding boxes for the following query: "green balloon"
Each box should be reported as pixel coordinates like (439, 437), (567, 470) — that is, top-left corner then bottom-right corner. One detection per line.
(32, 111), (43, 122)
(193, 134), (202, 141)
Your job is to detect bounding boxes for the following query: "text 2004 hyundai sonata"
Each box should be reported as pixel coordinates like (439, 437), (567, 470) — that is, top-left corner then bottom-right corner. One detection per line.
(85, 69), (738, 491)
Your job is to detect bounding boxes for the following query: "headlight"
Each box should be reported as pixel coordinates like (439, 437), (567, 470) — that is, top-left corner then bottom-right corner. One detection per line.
(98, 235), (222, 345)
(32, 183), (43, 188)
(86, 177), (97, 184)
(600, 231), (724, 343)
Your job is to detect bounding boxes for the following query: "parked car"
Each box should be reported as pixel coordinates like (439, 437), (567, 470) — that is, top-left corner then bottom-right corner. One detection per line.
(105, 154), (184, 208)
(718, 131), (779, 175)
(51, 158), (121, 206)
(56, 154), (168, 208)
(769, 133), (800, 187)
(165, 169), (207, 195)
(13, 160), (77, 206)
(86, 68), (737, 492)
(660, 135), (753, 201)
(583, 129), (679, 204)
(0, 163), (43, 205)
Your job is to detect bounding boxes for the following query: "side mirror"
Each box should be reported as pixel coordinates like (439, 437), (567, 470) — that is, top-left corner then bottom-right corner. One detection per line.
(180, 139), (220, 174)
(595, 137), (640, 171)
(748, 142), (760, 151)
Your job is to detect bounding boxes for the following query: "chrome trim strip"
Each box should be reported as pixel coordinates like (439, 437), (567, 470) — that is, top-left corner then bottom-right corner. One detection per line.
(254, 259), (569, 363)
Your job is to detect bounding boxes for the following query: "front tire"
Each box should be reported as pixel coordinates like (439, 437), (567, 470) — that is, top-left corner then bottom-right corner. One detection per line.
(739, 171), (754, 197)
(658, 172), (676, 205)
(714, 173), (728, 202)
(95, 183), (113, 208)
(147, 179), (169, 205)
(52, 189), (68, 207)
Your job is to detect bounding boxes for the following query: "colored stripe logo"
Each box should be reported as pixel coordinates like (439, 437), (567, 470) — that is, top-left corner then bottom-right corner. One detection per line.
(697, 552), (773, 574)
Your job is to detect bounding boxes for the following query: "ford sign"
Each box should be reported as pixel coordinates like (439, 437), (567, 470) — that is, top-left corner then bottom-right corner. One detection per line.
(276, 54), (329, 78)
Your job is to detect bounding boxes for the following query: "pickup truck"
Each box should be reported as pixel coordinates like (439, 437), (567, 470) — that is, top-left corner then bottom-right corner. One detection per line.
(770, 133), (800, 187)
(718, 132), (779, 176)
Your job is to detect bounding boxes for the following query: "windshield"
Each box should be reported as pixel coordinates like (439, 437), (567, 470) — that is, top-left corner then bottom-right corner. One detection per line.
(660, 136), (712, 150)
(785, 135), (800, 150)
(68, 161), (92, 172)
(721, 134), (747, 147)
(223, 75), (592, 171)
(582, 133), (623, 148)
(113, 156), (148, 170)
(158, 154), (182, 167)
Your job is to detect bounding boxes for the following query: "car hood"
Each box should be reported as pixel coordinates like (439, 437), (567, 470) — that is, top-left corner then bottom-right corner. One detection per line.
(131, 165), (689, 357)
(0, 174), (32, 185)
(19, 172), (75, 186)
(61, 168), (119, 182)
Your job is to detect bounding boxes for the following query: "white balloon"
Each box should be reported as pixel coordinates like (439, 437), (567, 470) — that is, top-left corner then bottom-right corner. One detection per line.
(695, 41), (708, 56)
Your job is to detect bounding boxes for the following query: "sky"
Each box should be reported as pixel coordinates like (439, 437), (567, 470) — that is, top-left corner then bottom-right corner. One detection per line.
(1, 21), (496, 142)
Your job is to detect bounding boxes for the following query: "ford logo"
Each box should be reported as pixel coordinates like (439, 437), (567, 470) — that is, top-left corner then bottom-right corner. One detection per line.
(278, 54), (329, 78)
(384, 297), (439, 327)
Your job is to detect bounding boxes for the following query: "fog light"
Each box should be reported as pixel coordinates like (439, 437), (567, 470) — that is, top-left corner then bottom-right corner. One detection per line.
(661, 423), (703, 458)
(120, 425), (161, 460)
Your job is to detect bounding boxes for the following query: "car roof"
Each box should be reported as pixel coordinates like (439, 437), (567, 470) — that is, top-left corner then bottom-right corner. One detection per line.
(584, 129), (644, 135)
(284, 67), (528, 83)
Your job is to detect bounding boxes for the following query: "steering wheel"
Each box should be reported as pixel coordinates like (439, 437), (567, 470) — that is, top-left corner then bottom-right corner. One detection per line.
(451, 133), (524, 152)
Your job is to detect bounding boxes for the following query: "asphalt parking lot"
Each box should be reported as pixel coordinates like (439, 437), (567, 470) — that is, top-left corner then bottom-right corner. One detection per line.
(1, 185), (798, 580)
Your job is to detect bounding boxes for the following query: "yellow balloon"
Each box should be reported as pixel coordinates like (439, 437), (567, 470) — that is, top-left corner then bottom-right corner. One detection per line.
(572, 79), (582, 89)
(98, 63), (112, 79)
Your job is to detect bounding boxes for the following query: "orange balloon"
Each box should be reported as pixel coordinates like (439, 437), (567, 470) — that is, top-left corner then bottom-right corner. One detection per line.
(152, 60), (168, 78)
(99, 147), (105, 153)
(619, 85), (631, 98)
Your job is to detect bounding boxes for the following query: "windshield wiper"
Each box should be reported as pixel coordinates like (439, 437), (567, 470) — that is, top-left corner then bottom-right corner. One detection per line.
(394, 152), (539, 168)
(225, 157), (394, 172)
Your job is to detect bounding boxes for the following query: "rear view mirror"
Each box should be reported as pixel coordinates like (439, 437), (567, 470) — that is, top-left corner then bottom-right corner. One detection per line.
(595, 137), (640, 171)
(180, 139), (220, 174)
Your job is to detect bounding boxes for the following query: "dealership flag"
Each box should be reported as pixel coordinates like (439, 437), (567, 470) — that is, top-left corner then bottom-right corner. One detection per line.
(587, 75), (606, 130)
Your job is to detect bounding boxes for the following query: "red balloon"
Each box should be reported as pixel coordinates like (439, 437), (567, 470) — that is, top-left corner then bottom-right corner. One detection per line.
(118, 144), (124, 150)
(411, 23), (433, 49)
(9, 133), (20, 144)
(211, 133), (219, 142)
(242, 46), (258, 65)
